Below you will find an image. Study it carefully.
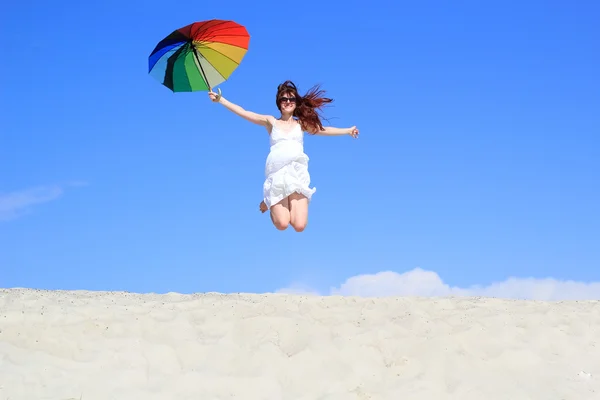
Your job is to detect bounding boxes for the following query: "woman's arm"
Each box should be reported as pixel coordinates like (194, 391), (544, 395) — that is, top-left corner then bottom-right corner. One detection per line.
(313, 126), (359, 138)
(209, 90), (272, 127)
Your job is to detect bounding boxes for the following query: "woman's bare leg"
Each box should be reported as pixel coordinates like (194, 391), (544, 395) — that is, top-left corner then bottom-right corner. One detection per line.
(269, 198), (290, 230)
(289, 192), (309, 232)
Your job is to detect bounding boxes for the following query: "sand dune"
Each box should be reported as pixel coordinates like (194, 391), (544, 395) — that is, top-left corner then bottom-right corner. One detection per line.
(1, 288), (598, 399)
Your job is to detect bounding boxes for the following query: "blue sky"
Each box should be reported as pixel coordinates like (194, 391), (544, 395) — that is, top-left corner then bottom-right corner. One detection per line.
(1, 0), (599, 298)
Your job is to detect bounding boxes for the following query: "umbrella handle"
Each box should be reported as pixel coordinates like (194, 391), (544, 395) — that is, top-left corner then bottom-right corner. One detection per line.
(211, 87), (222, 101)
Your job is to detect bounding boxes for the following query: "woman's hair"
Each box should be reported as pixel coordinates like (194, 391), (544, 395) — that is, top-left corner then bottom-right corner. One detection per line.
(275, 80), (333, 134)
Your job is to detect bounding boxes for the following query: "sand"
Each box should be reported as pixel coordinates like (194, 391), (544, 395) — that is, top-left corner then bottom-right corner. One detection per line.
(0, 288), (598, 399)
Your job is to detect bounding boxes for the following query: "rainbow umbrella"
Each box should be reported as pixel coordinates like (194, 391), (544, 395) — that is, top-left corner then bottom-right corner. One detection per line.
(148, 19), (250, 93)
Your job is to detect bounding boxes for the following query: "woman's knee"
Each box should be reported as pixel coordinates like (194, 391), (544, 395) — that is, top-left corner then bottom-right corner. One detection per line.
(291, 220), (307, 232)
(273, 219), (289, 230)
(289, 194), (308, 232)
(270, 208), (290, 230)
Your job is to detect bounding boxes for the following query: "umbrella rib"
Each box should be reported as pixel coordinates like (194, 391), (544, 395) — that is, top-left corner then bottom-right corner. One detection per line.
(194, 49), (229, 85)
(191, 20), (227, 37)
(198, 32), (249, 41)
(194, 43), (244, 66)
(193, 20), (247, 34)
(194, 36), (249, 50)
(163, 45), (188, 91)
(191, 20), (234, 41)
(194, 38), (249, 47)
(199, 55), (239, 84)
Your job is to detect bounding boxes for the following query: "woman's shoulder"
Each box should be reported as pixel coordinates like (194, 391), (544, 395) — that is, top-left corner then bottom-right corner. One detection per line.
(263, 115), (278, 134)
(264, 115), (277, 126)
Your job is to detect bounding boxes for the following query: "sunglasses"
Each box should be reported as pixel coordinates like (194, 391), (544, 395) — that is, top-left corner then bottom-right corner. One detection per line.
(278, 96), (297, 103)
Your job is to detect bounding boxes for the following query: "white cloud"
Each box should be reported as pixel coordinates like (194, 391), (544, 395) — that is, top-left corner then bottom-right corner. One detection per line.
(276, 268), (600, 301)
(0, 182), (85, 221)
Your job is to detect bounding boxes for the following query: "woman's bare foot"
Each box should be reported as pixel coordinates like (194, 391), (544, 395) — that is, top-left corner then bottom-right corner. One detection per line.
(259, 201), (268, 213)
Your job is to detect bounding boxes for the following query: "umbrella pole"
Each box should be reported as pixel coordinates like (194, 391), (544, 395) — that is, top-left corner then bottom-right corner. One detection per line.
(192, 45), (213, 92)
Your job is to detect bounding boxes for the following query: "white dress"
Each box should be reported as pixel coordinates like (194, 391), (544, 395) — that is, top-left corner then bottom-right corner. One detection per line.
(263, 120), (316, 208)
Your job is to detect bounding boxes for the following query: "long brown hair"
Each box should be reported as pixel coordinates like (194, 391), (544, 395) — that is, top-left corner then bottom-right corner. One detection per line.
(275, 80), (333, 134)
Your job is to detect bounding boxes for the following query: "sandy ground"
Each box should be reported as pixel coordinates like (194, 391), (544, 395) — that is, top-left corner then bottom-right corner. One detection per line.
(0, 288), (598, 399)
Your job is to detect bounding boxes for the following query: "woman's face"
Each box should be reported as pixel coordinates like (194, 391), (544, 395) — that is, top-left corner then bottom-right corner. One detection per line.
(278, 91), (297, 113)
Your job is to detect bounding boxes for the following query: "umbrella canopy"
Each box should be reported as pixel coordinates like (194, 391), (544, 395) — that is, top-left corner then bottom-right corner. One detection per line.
(148, 19), (250, 92)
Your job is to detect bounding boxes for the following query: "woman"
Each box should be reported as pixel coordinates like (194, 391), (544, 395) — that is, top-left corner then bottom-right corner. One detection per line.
(208, 81), (359, 232)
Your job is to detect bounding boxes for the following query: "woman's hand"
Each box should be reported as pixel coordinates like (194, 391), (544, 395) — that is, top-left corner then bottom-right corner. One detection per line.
(208, 88), (222, 103)
(349, 126), (359, 138)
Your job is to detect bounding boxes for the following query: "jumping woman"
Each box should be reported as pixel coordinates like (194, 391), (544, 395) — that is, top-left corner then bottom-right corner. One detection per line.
(208, 81), (359, 232)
